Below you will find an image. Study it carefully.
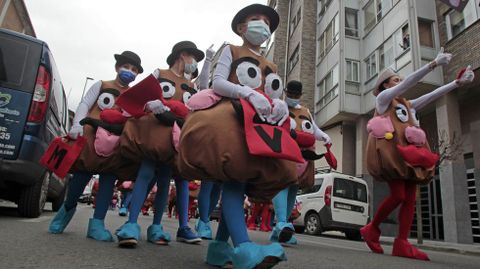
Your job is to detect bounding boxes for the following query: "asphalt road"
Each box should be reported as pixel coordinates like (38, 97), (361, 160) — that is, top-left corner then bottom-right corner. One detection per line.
(1, 201), (479, 269)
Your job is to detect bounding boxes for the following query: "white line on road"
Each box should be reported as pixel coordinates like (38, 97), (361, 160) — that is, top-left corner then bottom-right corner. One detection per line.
(20, 216), (51, 223)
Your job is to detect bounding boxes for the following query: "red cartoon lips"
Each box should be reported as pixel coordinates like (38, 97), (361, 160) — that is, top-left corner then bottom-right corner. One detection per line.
(396, 144), (439, 169)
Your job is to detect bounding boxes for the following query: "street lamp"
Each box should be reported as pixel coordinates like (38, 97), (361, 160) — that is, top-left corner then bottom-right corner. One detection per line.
(81, 77), (94, 100)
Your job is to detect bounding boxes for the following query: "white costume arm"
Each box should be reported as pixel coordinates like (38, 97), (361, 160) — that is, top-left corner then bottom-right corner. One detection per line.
(410, 81), (457, 110)
(72, 80), (102, 127)
(196, 59), (211, 90)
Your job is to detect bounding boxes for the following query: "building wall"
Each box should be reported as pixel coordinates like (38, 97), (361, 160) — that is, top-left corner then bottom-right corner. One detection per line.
(0, 0), (35, 36)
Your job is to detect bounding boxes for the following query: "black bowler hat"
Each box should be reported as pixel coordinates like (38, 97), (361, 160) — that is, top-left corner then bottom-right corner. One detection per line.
(114, 51), (143, 73)
(166, 41), (205, 67)
(285, 80), (303, 95)
(231, 4), (279, 35)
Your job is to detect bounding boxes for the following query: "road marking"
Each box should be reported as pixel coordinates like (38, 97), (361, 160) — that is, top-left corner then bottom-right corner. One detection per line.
(20, 216), (51, 223)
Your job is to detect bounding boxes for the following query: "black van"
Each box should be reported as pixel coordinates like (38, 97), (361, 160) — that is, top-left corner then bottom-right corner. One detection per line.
(0, 28), (68, 217)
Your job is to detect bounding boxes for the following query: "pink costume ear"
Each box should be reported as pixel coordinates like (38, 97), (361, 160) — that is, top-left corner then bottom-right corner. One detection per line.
(186, 89), (222, 111)
(172, 121), (181, 152)
(367, 116), (395, 139)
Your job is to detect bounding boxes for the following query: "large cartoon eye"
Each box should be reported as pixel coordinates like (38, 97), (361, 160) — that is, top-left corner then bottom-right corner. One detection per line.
(301, 120), (314, 134)
(236, 62), (262, 89)
(183, 92), (192, 104)
(265, 73), (283, 99)
(410, 108), (420, 126)
(160, 81), (176, 99)
(395, 104), (409, 123)
(97, 92), (116, 110)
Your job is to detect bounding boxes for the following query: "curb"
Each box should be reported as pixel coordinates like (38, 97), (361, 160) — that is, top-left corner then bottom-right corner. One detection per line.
(379, 239), (480, 257)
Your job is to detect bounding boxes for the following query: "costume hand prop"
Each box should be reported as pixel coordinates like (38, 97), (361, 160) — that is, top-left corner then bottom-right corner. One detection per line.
(145, 99), (170, 114)
(246, 90), (272, 121)
(206, 44), (215, 61)
(434, 47), (452, 66)
(68, 125), (83, 139)
(456, 65), (475, 85)
(267, 99), (289, 126)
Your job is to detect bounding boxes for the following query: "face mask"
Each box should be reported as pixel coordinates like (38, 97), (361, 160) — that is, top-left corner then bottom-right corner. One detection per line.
(184, 58), (197, 74)
(184, 73), (192, 80)
(285, 96), (300, 108)
(118, 68), (137, 85)
(244, 20), (271, 46)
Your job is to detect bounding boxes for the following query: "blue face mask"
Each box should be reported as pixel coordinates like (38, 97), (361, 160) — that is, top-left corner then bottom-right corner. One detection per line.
(118, 68), (137, 85)
(285, 96), (300, 108)
(244, 20), (271, 46)
(184, 58), (197, 74)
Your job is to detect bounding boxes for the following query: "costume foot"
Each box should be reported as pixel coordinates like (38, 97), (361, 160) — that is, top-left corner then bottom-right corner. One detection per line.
(176, 226), (202, 244)
(285, 236), (298, 245)
(269, 222), (294, 243)
(206, 240), (234, 268)
(360, 223), (383, 254)
(116, 222), (141, 247)
(392, 238), (430, 261)
(195, 219), (213, 240)
(118, 207), (128, 216)
(232, 242), (286, 269)
(49, 204), (76, 234)
(86, 218), (114, 242)
(147, 224), (171, 245)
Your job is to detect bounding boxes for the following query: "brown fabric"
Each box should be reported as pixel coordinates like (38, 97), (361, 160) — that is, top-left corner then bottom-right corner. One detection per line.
(177, 100), (297, 201)
(158, 69), (196, 102)
(366, 97), (435, 184)
(119, 113), (176, 165)
(70, 80), (139, 180)
(290, 106), (315, 189)
(228, 45), (277, 92)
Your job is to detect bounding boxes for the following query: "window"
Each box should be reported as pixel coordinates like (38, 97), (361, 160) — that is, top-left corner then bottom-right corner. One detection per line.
(377, 0), (393, 20)
(288, 45), (300, 73)
(445, 0), (479, 40)
(364, 1), (376, 32)
(298, 178), (323, 195)
(345, 8), (358, 37)
(379, 37), (394, 70)
(317, 64), (339, 106)
(346, 60), (360, 82)
(333, 178), (368, 203)
(318, 34), (325, 59)
(318, 13), (339, 59)
(395, 24), (410, 52)
(366, 52), (377, 79)
(418, 20), (434, 48)
(318, 0), (333, 17)
(290, 7), (302, 36)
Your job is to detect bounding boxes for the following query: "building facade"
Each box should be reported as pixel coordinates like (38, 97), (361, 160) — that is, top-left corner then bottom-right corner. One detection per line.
(0, 0), (35, 36)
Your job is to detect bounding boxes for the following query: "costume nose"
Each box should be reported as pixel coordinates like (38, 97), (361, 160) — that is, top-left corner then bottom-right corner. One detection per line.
(405, 126), (426, 146)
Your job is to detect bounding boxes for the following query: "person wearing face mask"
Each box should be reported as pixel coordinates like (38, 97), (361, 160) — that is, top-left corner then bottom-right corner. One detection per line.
(269, 80), (331, 246)
(362, 48), (474, 261)
(115, 41), (204, 247)
(177, 4), (298, 269)
(49, 51), (143, 242)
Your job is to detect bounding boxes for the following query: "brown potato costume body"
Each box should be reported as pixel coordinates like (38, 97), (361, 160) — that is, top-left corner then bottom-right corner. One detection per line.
(177, 45), (297, 200)
(70, 80), (138, 180)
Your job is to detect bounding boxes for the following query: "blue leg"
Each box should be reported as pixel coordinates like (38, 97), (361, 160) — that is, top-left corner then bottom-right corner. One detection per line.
(286, 185), (299, 219)
(272, 188), (289, 223)
(198, 181), (214, 222)
(207, 211), (234, 267)
(209, 183), (222, 215)
(270, 185), (297, 244)
(49, 172), (91, 234)
(175, 176), (201, 244)
(221, 181), (249, 247)
(123, 191), (132, 208)
(147, 163), (173, 244)
(87, 173), (115, 242)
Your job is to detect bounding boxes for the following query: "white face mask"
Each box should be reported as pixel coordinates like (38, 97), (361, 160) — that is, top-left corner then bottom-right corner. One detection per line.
(244, 20), (271, 46)
(184, 58), (197, 74)
(184, 73), (192, 80)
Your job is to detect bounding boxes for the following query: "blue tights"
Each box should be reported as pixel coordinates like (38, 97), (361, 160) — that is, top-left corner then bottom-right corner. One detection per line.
(198, 181), (221, 223)
(272, 185), (299, 223)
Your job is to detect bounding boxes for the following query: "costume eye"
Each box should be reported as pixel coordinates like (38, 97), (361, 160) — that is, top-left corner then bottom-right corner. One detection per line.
(264, 73), (283, 99)
(395, 104), (409, 123)
(301, 120), (314, 134)
(97, 92), (116, 110)
(183, 92), (192, 104)
(236, 61), (262, 89)
(410, 108), (420, 126)
(160, 81), (176, 99)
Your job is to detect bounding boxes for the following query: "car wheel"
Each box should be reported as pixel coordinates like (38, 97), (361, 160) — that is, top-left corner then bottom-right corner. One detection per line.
(345, 230), (362, 241)
(18, 172), (50, 218)
(305, 212), (322, 235)
(51, 186), (66, 212)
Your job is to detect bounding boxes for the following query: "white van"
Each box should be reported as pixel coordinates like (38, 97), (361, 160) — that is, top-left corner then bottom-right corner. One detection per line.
(292, 169), (369, 240)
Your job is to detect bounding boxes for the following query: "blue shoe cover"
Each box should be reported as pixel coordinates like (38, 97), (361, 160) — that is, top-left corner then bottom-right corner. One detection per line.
(232, 242), (286, 269)
(196, 219), (213, 240)
(206, 240), (234, 267)
(147, 224), (171, 244)
(118, 207), (128, 216)
(49, 204), (76, 234)
(286, 236), (298, 245)
(269, 222), (294, 243)
(177, 226), (202, 244)
(87, 218), (114, 242)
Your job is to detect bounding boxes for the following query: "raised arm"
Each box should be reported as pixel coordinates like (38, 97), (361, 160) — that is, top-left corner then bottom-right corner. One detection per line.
(196, 45), (215, 90)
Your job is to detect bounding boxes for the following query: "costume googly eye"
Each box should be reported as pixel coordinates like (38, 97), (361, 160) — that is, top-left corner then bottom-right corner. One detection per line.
(160, 81), (176, 99)
(265, 73), (283, 99)
(183, 92), (192, 104)
(97, 92), (116, 110)
(410, 108), (420, 126)
(301, 120), (314, 134)
(290, 117), (297, 130)
(395, 104), (409, 123)
(236, 62), (262, 89)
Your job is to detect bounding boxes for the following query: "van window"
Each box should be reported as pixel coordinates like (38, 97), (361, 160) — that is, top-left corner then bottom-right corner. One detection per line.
(0, 32), (42, 92)
(298, 178), (323, 195)
(333, 178), (367, 202)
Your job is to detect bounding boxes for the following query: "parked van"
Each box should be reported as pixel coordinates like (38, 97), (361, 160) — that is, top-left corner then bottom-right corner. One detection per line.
(293, 169), (369, 240)
(0, 28), (69, 217)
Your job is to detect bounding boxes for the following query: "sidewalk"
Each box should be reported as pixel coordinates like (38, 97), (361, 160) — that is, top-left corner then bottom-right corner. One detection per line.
(380, 236), (480, 256)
